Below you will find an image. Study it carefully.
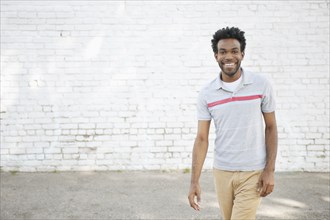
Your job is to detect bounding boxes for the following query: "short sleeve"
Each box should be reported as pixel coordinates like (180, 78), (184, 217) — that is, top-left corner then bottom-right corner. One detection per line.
(196, 90), (212, 120)
(261, 80), (276, 113)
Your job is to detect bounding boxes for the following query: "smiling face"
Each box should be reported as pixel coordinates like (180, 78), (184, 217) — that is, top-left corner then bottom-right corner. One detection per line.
(215, 38), (245, 82)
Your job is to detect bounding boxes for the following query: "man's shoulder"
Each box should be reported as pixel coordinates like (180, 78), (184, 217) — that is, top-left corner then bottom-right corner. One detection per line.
(244, 69), (272, 85)
(200, 77), (218, 93)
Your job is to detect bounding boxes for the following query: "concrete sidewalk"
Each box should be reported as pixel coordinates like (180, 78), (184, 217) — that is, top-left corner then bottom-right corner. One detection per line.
(1, 171), (329, 220)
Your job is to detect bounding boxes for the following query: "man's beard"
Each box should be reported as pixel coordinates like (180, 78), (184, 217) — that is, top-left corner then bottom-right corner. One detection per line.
(219, 62), (241, 78)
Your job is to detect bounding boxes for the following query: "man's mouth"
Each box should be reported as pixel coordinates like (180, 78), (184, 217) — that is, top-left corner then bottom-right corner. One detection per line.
(224, 63), (235, 67)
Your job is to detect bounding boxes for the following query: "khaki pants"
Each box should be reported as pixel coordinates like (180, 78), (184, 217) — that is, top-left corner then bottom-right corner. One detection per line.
(213, 169), (262, 220)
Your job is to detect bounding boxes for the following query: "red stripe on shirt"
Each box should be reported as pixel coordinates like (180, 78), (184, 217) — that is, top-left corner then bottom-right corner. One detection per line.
(207, 95), (263, 108)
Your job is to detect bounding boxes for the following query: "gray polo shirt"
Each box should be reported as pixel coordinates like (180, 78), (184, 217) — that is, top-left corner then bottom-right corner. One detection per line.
(197, 69), (275, 171)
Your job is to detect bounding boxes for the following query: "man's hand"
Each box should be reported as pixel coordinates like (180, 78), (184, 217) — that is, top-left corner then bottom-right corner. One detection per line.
(188, 183), (201, 211)
(257, 170), (275, 197)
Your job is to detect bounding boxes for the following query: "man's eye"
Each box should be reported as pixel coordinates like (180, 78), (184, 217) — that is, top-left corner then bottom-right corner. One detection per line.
(232, 51), (239, 54)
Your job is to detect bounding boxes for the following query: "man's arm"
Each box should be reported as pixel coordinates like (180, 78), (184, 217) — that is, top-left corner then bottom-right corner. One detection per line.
(258, 111), (278, 197)
(188, 120), (211, 211)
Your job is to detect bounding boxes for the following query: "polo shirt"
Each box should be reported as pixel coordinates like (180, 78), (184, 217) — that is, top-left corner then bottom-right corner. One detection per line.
(197, 68), (275, 171)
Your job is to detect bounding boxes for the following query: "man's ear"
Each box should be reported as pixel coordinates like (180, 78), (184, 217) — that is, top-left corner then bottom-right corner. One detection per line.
(242, 51), (245, 59)
(214, 53), (218, 60)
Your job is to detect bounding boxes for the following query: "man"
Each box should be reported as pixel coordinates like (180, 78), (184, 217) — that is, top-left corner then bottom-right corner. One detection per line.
(188, 27), (278, 220)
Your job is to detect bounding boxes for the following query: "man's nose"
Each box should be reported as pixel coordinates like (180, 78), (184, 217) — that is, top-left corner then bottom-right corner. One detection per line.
(224, 54), (234, 60)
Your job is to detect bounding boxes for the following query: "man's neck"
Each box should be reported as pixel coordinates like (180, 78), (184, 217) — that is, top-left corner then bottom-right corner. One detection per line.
(221, 69), (242, 83)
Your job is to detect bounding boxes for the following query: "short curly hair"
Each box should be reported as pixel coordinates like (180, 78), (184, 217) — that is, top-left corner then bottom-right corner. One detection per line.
(211, 27), (246, 53)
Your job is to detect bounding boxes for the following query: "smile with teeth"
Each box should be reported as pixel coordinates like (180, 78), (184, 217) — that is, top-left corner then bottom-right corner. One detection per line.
(224, 63), (235, 67)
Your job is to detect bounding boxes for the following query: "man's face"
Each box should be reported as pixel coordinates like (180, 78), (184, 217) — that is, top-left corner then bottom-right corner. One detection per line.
(214, 38), (244, 78)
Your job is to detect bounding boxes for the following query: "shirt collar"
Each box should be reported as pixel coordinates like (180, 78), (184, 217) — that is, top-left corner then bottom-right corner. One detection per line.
(213, 68), (255, 90)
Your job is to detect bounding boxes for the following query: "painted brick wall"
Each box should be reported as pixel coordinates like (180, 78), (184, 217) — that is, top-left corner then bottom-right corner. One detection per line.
(1, 1), (329, 172)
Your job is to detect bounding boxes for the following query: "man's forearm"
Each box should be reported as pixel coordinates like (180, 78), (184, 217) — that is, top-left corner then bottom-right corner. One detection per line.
(191, 138), (209, 184)
(264, 125), (278, 171)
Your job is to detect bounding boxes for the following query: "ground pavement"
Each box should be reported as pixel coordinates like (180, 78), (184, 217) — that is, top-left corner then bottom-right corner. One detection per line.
(1, 171), (329, 220)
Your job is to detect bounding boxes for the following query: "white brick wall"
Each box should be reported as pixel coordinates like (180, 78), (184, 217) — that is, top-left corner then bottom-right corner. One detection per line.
(1, 1), (329, 172)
